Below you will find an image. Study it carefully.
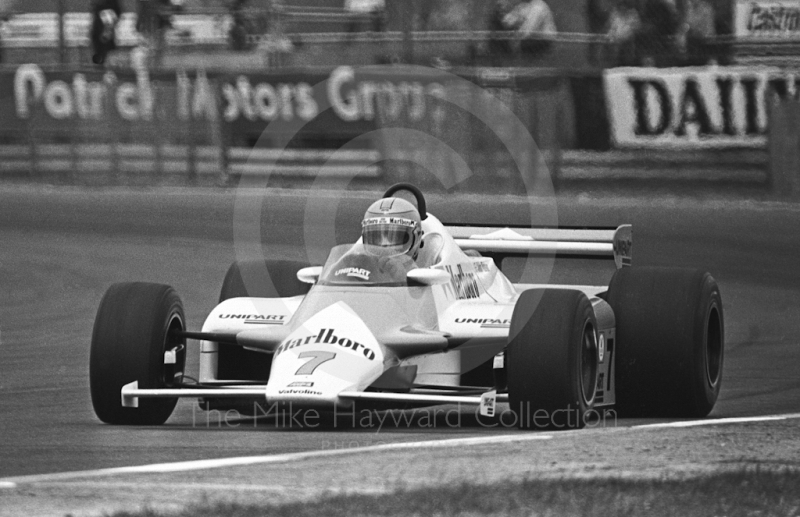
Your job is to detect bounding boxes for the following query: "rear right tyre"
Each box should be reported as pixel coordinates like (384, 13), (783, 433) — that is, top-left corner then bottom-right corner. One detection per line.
(606, 266), (724, 418)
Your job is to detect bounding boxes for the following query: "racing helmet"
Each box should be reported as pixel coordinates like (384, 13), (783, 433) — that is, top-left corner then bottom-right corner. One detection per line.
(361, 197), (423, 259)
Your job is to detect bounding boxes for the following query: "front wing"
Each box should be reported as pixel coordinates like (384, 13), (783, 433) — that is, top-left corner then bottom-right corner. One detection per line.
(120, 381), (506, 416)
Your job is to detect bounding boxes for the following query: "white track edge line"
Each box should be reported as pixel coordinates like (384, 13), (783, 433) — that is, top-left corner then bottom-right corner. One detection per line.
(4, 412), (800, 488)
(633, 412), (800, 429)
(0, 433), (553, 486)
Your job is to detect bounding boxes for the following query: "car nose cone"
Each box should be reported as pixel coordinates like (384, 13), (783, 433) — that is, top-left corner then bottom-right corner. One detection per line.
(266, 302), (385, 408)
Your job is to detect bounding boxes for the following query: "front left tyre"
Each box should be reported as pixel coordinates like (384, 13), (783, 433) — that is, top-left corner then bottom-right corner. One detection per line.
(90, 282), (186, 425)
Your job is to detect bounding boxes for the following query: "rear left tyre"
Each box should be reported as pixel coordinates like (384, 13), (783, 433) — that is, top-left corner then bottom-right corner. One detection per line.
(216, 260), (311, 382)
(90, 282), (186, 425)
(204, 260), (312, 416)
(219, 259), (312, 303)
(507, 289), (599, 430)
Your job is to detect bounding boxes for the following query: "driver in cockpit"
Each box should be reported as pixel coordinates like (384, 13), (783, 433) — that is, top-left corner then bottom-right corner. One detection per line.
(361, 197), (423, 261)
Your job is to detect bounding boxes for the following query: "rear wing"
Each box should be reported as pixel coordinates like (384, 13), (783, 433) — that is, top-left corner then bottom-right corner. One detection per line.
(446, 224), (632, 269)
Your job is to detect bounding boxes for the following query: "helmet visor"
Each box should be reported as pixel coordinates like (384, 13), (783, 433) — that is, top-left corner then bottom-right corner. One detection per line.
(362, 219), (416, 257)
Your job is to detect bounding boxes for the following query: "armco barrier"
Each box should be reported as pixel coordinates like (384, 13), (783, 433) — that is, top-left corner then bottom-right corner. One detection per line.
(0, 144), (223, 177)
(559, 150), (769, 184)
(226, 148), (381, 177)
(0, 143), (381, 180)
(2, 141), (771, 190)
(769, 98), (800, 197)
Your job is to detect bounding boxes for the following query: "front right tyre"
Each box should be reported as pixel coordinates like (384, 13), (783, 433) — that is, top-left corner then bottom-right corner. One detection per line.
(90, 282), (186, 425)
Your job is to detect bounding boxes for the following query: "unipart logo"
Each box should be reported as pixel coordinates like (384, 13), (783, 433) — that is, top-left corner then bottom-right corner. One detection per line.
(335, 267), (371, 280)
(275, 328), (376, 360)
(218, 314), (286, 325)
(455, 318), (510, 328)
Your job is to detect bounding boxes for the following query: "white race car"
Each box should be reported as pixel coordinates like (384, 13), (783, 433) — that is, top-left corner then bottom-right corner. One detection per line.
(89, 184), (724, 429)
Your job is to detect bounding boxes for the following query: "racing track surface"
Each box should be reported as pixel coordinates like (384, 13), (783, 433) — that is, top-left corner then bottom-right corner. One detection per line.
(1, 185), (800, 480)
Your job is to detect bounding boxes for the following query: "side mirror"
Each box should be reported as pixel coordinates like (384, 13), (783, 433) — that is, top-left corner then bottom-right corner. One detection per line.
(407, 268), (450, 286)
(297, 266), (323, 284)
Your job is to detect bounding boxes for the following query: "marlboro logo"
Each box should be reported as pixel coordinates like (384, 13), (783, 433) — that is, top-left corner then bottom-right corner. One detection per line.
(275, 328), (376, 360)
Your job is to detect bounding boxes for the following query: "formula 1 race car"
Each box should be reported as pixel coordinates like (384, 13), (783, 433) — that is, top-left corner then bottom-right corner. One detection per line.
(89, 184), (724, 430)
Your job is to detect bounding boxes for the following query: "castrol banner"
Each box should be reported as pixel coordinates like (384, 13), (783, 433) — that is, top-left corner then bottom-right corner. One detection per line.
(735, 0), (800, 38)
(604, 66), (800, 149)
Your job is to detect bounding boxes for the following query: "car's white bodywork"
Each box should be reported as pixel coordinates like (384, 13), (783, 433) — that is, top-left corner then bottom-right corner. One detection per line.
(121, 211), (631, 414)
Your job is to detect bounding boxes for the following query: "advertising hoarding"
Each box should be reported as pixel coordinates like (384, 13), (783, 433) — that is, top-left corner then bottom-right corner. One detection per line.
(734, 0), (800, 38)
(604, 66), (800, 149)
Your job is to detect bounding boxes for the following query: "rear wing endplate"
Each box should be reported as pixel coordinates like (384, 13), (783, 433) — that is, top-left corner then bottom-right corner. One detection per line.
(447, 224), (632, 269)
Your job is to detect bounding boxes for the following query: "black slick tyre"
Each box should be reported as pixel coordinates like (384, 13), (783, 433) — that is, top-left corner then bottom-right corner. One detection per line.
(507, 289), (599, 430)
(216, 260), (311, 382)
(219, 259), (312, 302)
(606, 266), (724, 418)
(90, 282), (186, 425)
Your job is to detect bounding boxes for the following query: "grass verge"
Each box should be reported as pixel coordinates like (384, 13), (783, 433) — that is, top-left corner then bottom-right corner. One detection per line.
(108, 466), (800, 517)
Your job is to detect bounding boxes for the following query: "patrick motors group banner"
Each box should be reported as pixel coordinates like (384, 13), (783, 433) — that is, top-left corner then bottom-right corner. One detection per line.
(604, 66), (800, 149)
(1, 63), (564, 148)
(0, 64), (452, 141)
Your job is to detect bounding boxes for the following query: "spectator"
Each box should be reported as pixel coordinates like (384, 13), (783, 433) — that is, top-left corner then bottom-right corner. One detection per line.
(254, 0), (294, 56)
(345, 0), (386, 33)
(136, 0), (174, 37)
(608, 0), (641, 66)
(136, 0), (180, 66)
(587, 0), (611, 32)
(681, 0), (716, 65)
(427, 0), (470, 31)
(90, 0), (122, 65)
(229, 0), (283, 52)
(1, 13), (12, 64)
(712, 7), (733, 65)
(502, 0), (557, 57)
(488, 0), (515, 55)
(587, 0), (612, 64)
(636, 0), (679, 65)
(229, 0), (250, 50)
